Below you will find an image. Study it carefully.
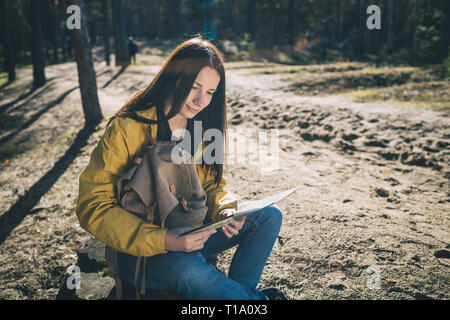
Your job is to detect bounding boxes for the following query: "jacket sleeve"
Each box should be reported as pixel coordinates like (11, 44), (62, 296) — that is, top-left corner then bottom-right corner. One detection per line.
(75, 117), (168, 257)
(202, 168), (238, 222)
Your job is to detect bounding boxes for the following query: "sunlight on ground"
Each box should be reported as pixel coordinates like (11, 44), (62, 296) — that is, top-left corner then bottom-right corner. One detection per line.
(231, 60), (449, 112)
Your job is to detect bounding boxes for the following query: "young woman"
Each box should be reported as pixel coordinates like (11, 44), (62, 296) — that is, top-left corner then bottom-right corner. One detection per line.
(76, 37), (286, 300)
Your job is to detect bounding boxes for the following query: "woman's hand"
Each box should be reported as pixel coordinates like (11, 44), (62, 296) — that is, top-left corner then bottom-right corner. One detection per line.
(164, 227), (216, 252)
(220, 209), (245, 239)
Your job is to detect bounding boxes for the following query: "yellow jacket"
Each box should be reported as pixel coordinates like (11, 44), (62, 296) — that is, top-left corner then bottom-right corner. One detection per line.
(75, 107), (238, 257)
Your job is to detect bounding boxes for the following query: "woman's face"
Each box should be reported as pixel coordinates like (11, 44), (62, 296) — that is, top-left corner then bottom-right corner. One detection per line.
(178, 66), (221, 119)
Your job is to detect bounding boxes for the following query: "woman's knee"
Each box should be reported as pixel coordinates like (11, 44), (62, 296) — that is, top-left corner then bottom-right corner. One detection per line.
(157, 252), (208, 284)
(248, 204), (283, 234)
(158, 252), (205, 278)
(261, 204), (283, 228)
(166, 252), (219, 295)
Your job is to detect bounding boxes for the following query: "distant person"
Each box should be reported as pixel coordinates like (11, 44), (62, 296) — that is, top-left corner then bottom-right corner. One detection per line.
(128, 36), (138, 64)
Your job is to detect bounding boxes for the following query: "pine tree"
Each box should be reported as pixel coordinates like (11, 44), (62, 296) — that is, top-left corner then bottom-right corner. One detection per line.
(1, 0), (16, 82)
(31, 0), (47, 88)
(68, 0), (103, 126)
(111, 0), (129, 66)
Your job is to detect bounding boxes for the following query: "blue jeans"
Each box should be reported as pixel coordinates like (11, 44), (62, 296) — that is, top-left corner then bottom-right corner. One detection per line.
(117, 205), (283, 300)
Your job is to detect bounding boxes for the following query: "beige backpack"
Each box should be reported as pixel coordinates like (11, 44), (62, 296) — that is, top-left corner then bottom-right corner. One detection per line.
(106, 141), (208, 299)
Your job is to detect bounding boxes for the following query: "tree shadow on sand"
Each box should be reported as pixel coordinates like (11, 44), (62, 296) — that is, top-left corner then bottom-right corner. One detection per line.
(0, 78), (56, 114)
(0, 86), (79, 147)
(0, 122), (99, 244)
(102, 65), (128, 88)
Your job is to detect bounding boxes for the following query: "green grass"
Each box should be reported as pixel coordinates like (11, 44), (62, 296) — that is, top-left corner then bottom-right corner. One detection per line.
(347, 88), (381, 101)
(0, 72), (8, 86)
(0, 114), (22, 130)
(232, 59), (448, 112)
(0, 141), (27, 162)
(60, 128), (82, 143)
(243, 61), (369, 76)
(0, 72), (14, 91)
(284, 65), (426, 97)
(346, 81), (450, 112)
(17, 64), (32, 69)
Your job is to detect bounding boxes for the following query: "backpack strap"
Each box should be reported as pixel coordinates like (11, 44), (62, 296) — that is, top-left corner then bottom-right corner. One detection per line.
(134, 257), (140, 297)
(140, 257), (147, 296)
(122, 110), (159, 125)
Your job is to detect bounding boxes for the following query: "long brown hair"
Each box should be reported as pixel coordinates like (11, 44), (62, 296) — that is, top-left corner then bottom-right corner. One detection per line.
(109, 36), (227, 185)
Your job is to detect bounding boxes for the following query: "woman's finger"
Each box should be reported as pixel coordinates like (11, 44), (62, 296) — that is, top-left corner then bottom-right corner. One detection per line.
(188, 228), (216, 242)
(189, 231), (215, 250)
(194, 234), (212, 246)
(221, 226), (232, 238)
(229, 224), (239, 234)
(229, 218), (245, 231)
(223, 224), (238, 237)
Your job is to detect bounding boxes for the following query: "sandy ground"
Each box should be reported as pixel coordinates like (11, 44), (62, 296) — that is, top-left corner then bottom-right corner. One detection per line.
(0, 49), (449, 300)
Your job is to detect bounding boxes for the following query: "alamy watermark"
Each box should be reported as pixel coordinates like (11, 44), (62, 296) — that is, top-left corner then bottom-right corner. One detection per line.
(367, 5), (381, 30)
(366, 265), (381, 290)
(66, 264), (81, 290)
(66, 4), (381, 31)
(66, 5), (81, 30)
(171, 121), (279, 174)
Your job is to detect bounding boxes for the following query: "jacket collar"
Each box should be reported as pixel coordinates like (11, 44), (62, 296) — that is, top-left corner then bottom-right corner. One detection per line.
(136, 106), (204, 162)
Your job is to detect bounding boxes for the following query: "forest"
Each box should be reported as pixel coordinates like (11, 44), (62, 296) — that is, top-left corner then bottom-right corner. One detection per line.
(1, 0), (449, 84)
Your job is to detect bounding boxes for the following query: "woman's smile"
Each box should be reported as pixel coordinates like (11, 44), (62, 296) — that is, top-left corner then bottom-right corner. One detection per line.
(186, 104), (200, 113)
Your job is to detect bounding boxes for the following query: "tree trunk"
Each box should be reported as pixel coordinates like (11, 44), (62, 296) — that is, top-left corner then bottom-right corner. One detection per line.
(68, 0), (103, 126)
(189, 0), (202, 36)
(1, 0), (16, 82)
(58, 0), (69, 62)
(31, 0), (46, 88)
(47, 0), (59, 64)
(163, 0), (174, 38)
(89, 20), (97, 47)
(354, 0), (363, 59)
(111, 0), (129, 66)
(327, 0), (335, 47)
(101, 0), (112, 65)
(297, 0), (304, 35)
(153, 0), (162, 39)
(439, 0), (449, 59)
(288, 0), (294, 45)
(247, 0), (255, 40)
(381, 0), (388, 45)
(136, 0), (146, 37)
(42, 0), (55, 64)
(335, 0), (341, 42)
(390, 0), (398, 45)
(228, 0), (234, 36)
(174, 0), (181, 38)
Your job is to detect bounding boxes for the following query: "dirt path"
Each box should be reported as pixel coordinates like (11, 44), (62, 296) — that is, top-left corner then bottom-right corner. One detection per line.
(0, 55), (448, 300)
(223, 67), (449, 299)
